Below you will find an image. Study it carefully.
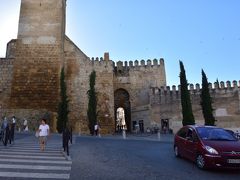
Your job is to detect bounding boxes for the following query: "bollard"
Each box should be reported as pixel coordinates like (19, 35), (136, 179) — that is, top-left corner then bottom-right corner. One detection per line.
(122, 129), (126, 139)
(157, 130), (161, 141)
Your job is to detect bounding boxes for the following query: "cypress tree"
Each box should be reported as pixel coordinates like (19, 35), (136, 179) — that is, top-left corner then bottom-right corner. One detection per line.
(87, 70), (97, 135)
(57, 67), (69, 133)
(179, 61), (195, 126)
(201, 69), (215, 126)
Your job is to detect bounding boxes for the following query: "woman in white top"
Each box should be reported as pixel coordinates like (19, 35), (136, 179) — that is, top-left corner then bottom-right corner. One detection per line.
(38, 118), (50, 151)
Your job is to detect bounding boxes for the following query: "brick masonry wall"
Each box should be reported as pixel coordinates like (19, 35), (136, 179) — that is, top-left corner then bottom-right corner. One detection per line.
(9, 41), (61, 111)
(64, 37), (90, 133)
(0, 58), (14, 116)
(94, 61), (115, 134)
(0, 58), (14, 93)
(150, 84), (240, 133)
(64, 37), (115, 134)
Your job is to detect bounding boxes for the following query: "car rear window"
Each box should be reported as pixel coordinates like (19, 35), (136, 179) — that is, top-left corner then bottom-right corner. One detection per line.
(177, 128), (187, 138)
(196, 127), (237, 141)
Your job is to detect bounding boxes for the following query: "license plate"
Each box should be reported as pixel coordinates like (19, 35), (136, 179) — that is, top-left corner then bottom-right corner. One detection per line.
(227, 159), (240, 164)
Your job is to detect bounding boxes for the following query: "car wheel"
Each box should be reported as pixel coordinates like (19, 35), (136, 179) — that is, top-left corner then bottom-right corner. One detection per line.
(174, 146), (180, 157)
(196, 154), (205, 169)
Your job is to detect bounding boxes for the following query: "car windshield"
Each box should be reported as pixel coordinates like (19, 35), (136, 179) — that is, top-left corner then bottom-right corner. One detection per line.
(196, 127), (237, 141)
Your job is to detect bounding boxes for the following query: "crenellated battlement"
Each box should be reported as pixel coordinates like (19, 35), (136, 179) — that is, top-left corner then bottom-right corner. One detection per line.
(150, 80), (240, 99)
(89, 57), (165, 70)
(113, 58), (164, 72)
(90, 57), (112, 64)
(89, 57), (113, 71)
(6, 39), (16, 58)
(89, 54), (166, 78)
(90, 52), (111, 63)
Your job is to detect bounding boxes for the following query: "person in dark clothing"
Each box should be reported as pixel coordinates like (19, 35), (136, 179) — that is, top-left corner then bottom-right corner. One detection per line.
(1, 117), (10, 146)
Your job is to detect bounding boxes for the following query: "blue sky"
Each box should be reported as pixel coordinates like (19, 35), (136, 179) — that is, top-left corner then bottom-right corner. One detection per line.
(0, 0), (240, 86)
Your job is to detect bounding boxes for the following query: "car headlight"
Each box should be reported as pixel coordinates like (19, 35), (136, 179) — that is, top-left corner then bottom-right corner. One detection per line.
(205, 146), (219, 155)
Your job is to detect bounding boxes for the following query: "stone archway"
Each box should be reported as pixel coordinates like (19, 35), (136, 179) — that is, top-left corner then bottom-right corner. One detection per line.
(114, 89), (131, 132)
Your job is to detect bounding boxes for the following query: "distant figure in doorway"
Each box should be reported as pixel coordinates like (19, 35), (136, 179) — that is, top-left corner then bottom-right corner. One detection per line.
(38, 119), (50, 151)
(11, 116), (16, 142)
(116, 107), (126, 131)
(163, 125), (167, 134)
(12, 116), (16, 126)
(23, 119), (28, 131)
(94, 123), (99, 136)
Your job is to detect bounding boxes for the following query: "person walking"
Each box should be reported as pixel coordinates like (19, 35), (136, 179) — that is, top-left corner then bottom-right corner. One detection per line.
(1, 117), (10, 146)
(11, 116), (16, 142)
(23, 119), (28, 131)
(94, 123), (99, 136)
(1, 116), (8, 130)
(38, 118), (50, 151)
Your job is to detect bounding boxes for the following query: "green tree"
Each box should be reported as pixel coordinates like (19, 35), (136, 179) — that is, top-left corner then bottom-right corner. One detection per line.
(87, 70), (97, 135)
(201, 69), (215, 126)
(179, 61), (195, 126)
(57, 67), (69, 133)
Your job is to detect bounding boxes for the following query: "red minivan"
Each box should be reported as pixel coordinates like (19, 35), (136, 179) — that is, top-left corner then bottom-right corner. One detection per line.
(174, 125), (240, 169)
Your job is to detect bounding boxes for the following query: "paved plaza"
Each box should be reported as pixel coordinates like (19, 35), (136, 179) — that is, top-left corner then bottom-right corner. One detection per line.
(0, 133), (240, 180)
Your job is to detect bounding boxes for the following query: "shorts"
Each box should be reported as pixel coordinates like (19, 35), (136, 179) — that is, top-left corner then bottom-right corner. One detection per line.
(39, 136), (47, 144)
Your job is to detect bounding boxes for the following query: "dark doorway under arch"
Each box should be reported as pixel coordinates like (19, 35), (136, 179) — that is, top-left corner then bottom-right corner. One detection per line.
(114, 89), (131, 132)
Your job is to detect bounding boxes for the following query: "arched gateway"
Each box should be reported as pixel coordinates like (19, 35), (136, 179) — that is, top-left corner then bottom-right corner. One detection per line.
(0, 0), (168, 135)
(114, 89), (131, 132)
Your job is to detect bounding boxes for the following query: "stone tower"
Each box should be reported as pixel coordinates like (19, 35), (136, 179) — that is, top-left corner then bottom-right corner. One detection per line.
(1, 0), (169, 134)
(9, 0), (66, 112)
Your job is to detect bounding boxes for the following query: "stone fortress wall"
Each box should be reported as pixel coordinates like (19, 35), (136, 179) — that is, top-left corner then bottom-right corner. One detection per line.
(64, 34), (166, 133)
(0, 0), (167, 134)
(0, 40), (16, 116)
(0, 58), (14, 108)
(9, 0), (66, 111)
(0, 0), (239, 134)
(0, 40), (16, 100)
(113, 58), (166, 131)
(114, 58), (166, 89)
(0, 0), (66, 131)
(149, 80), (240, 133)
(63, 37), (115, 134)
